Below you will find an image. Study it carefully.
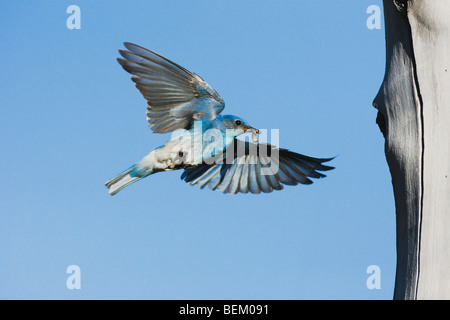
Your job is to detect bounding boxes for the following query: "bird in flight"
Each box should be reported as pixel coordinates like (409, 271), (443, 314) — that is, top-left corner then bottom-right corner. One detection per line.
(105, 43), (334, 195)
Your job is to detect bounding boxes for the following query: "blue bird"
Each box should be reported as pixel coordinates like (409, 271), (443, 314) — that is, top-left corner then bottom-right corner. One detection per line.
(105, 43), (334, 195)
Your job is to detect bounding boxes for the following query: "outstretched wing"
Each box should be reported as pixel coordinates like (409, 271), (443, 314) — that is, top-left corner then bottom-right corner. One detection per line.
(118, 43), (225, 133)
(181, 139), (334, 194)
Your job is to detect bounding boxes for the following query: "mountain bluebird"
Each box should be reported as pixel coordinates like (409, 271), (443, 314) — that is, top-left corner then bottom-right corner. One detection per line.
(105, 43), (334, 195)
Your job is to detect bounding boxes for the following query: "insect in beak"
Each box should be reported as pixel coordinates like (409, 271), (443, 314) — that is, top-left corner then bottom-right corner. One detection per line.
(248, 127), (260, 143)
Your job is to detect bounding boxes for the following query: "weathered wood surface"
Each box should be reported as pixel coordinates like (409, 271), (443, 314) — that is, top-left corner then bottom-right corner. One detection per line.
(374, 0), (450, 300)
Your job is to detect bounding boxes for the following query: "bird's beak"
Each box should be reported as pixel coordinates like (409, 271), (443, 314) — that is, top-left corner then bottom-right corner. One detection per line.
(242, 125), (260, 134)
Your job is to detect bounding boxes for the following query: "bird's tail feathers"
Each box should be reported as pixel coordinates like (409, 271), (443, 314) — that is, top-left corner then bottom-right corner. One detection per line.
(105, 165), (143, 196)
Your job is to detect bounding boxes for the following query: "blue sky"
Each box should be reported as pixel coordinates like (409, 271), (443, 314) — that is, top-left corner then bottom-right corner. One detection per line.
(0, 0), (394, 299)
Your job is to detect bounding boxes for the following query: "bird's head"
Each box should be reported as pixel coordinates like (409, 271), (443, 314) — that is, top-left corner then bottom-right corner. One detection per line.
(221, 115), (260, 141)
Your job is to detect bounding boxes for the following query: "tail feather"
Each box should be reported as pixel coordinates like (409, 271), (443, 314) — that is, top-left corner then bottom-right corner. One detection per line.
(105, 165), (142, 196)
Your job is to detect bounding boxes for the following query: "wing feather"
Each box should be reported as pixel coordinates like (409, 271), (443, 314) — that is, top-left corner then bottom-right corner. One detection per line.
(181, 139), (334, 194)
(118, 43), (225, 133)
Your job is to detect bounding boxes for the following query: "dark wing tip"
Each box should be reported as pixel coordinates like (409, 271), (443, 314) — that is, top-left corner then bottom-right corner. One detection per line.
(318, 164), (335, 171)
(292, 153), (336, 172)
(123, 42), (140, 52)
(118, 48), (129, 59)
(319, 155), (337, 171)
(116, 57), (126, 66)
(320, 157), (336, 163)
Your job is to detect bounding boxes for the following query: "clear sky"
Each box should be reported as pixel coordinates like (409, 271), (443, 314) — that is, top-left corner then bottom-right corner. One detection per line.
(0, 0), (394, 299)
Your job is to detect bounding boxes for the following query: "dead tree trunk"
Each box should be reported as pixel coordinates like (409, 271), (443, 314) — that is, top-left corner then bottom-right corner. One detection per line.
(374, 0), (450, 299)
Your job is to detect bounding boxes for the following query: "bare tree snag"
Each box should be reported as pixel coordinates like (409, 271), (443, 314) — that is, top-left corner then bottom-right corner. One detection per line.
(374, 0), (450, 299)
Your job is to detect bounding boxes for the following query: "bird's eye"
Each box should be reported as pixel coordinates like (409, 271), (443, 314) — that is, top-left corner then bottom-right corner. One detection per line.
(234, 120), (242, 126)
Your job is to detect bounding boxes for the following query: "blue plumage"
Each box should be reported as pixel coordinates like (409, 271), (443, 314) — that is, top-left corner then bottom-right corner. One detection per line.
(105, 43), (334, 195)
